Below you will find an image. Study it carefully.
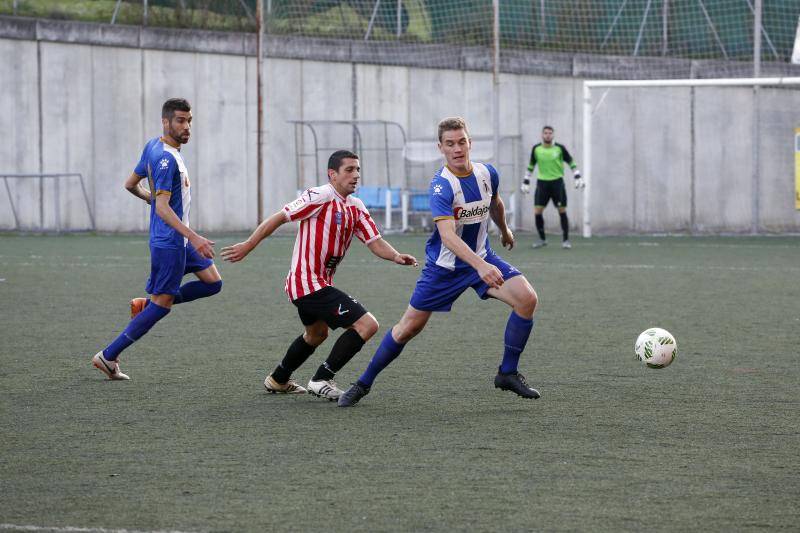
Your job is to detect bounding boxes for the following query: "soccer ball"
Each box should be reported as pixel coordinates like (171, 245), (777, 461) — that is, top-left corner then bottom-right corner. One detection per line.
(635, 328), (677, 369)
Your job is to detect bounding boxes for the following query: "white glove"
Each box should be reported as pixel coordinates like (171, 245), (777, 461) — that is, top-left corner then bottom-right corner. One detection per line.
(574, 172), (585, 190)
(520, 178), (531, 194)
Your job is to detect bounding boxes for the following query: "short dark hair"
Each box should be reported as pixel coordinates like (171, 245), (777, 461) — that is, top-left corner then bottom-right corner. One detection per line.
(162, 98), (191, 121)
(542, 125), (554, 132)
(328, 150), (359, 172)
(438, 116), (469, 142)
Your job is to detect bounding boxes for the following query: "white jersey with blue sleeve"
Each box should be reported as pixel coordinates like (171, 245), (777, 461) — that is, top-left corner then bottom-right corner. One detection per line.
(134, 136), (191, 249)
(425, 162), (499, 270)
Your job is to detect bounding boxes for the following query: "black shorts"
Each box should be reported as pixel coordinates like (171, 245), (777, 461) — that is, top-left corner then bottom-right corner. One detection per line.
(292, 286), (368, 329)
(534, 178), (567, 208)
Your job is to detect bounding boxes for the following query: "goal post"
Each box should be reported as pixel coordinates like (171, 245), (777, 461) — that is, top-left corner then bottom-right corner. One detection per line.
(581, 76), (800, 238)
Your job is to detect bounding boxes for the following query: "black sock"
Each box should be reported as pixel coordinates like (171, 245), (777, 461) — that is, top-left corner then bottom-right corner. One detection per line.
(272, 335), (316, 383)
(535, 214), (545, 240)
(559, 212), (569, 241)
(312, 329), (366, 381)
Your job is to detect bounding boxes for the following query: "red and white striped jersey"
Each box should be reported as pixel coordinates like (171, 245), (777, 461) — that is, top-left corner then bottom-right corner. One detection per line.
(283, 183), (381, 301)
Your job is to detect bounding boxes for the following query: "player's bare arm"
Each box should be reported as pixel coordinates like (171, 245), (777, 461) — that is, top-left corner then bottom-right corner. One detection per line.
(124, 172), (151, 203)
(366, 238), (418, 266)
(489, 193), (514, 250)
(436, 218), (503, 288)
(154, 193), (215, 258)
(221, 210), (288, 263)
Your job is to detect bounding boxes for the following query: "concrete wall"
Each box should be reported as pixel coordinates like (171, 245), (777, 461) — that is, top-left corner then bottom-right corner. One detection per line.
(1, 17), (800, 234)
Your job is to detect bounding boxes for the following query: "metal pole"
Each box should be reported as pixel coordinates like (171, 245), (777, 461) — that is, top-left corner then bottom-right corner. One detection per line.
(753, 0), (762, 78)
(752, 0), (763, 234)
(256, 0), (264, 224)
(396, 0), (402, 37)
(111, 0), (123, 24)
(752, 88), (760, 234)
(2, 178), (20, 229)
(602, 0), (628, 49)
(690, 87), (696, 233)
(539, 0), (545, 42)
(582, 82), (592, 238)
(662, 0), (669, 56)
(13, 0), (18, 16)
(585, 77), (800, 88)
(492, 0), (500, 177)
(633, 0), (653, 56)
(697, 0), (728, 59)
(383, 122), (391, 188)
(365, 0), (381, 41)
(143, 0), (148, 26)
(78, 174), (96, 230)
(746, 0), (779, 59)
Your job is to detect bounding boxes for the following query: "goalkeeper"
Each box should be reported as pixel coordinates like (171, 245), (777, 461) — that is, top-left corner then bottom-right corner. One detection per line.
(520, 126), (584, 249)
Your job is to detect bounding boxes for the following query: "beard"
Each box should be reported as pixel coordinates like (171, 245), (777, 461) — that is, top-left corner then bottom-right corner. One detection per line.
(169, 125), (190, 144)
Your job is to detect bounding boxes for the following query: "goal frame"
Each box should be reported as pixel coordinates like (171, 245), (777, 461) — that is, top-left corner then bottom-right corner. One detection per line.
(581, 76), (800, 237)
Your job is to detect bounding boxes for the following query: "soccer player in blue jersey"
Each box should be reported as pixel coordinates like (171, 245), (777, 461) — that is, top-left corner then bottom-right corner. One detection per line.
(338, 117), (541, 406)
(91, 98), (222, 380)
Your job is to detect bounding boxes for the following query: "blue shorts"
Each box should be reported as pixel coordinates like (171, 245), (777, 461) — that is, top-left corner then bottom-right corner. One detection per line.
(146, 243), (214, 296)
(409, 252), (522, 312)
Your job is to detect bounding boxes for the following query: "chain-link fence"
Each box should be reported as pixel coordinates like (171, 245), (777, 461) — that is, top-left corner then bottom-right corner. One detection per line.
(4, 1), (799, 77)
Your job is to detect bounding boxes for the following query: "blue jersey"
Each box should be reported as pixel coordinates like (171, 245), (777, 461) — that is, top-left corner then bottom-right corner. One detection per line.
(133, 137), (192, 249)
(426, 162), (499, 270)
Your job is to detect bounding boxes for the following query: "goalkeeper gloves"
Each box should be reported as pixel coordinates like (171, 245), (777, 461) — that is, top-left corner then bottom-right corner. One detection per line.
(520, 177), (531, 194)
(573, 171), (585, 190)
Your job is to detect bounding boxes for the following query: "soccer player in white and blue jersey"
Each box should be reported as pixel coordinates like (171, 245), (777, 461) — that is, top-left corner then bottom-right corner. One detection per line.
(339, 117), (541, 406)
(91, 98), (222, 380)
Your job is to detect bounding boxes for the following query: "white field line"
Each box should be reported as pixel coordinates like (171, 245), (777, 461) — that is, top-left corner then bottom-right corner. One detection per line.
(0, 524), (207, 533)
(511, 261), (800, 273)
(334, 259), (800, 273)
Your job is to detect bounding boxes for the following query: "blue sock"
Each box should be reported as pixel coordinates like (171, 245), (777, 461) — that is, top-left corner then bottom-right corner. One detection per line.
(173, 280), (222, 304)
(500, 311), (534, 374)
(103, 302), (171, 360)
(358, 330), (406, 387)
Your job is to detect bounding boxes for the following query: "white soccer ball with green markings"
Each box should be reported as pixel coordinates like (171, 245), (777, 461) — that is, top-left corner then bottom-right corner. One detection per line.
(635, 328), (677, 369)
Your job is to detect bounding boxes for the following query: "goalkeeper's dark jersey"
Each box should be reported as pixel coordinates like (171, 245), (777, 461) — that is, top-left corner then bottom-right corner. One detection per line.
(527, 143), (577, 182)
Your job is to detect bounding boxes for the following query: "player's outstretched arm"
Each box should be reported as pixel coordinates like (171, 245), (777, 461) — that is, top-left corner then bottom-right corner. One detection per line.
(154, 193), (215, 258)
(366, 238), (418, 267)
(437, 218), (503, 289)
(489, 194), (514, 250)
(124, 172), (152, 203)
(221, 210), (288, 263)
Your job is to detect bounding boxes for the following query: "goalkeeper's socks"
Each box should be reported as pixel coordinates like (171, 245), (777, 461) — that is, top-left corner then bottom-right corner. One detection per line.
(272, 335), (317, 383)
(172, 280), (222, 304)
(559, 212), (569, 241)
(358, 329), (406, 386)
(535, 214), (545, 240)
(499, 311), (534, 374)
(103, 302), (171, 360)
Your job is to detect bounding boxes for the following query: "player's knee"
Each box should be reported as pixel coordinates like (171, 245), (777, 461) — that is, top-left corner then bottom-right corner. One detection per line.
(356, 313), (379, 340)
(528, 289), (538, 312)
(306, 328), (328, 345)
(395, 319), (424, 342)
(517, 287), (538, 317)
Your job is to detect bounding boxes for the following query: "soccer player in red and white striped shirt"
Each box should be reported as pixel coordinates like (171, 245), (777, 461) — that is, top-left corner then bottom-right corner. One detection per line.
(222, 150), (417, 400)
